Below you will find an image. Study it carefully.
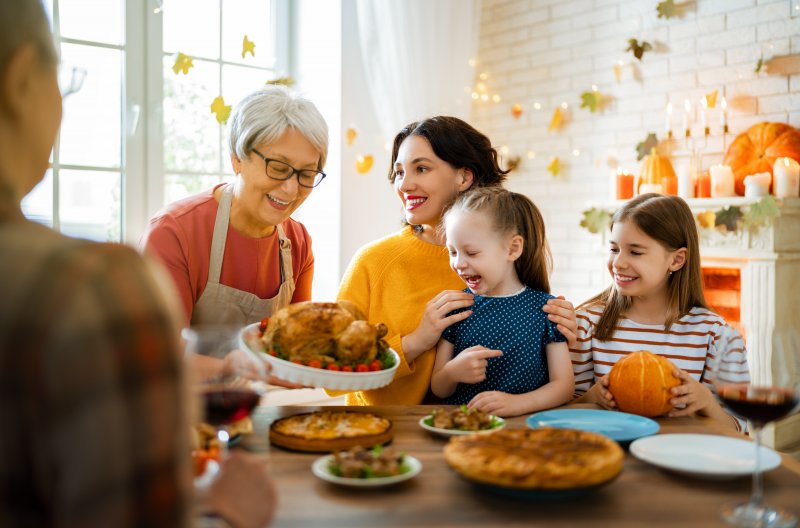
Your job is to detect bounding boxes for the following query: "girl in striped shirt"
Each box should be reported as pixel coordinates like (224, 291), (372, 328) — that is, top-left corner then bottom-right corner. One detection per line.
(570, 194), (748, 430)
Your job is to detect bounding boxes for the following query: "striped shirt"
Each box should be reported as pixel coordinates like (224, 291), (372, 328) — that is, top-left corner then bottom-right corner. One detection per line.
(570, 305), (750, 429)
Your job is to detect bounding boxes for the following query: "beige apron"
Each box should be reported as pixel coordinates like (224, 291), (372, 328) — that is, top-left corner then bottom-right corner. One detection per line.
(192, 185), (295, 326)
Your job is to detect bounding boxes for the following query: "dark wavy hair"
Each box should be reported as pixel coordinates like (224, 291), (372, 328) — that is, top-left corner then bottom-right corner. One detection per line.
(388, 116), (508, 188)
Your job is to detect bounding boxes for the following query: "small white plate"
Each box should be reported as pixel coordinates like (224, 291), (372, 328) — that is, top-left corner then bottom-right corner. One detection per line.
(419, 415), (506, 437)
(630, 434), (782, 480)
(311, 454), (422, 487)
(239, 323), (400, 391)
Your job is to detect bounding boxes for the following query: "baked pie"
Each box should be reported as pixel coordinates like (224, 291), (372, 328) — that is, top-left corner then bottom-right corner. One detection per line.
(444, 428), (624, 489)
(269, 411), (393, 452)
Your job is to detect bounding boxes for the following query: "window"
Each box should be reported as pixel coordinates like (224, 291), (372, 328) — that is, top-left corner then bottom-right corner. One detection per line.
(23, 0), (286, 244)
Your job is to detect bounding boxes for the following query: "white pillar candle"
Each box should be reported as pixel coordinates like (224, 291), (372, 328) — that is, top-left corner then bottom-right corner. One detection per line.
(743, 172), (771, 198)
(773, 157), (800, 198)
(710, 164), (736, 197)
(677, 161), (695, 199)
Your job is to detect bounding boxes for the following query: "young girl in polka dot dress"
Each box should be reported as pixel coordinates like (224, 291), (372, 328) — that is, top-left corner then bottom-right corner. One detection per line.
(430, 187), (574, 417)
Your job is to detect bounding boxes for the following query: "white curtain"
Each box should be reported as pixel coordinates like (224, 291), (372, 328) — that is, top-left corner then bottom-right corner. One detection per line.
(355, 0), (482, 142)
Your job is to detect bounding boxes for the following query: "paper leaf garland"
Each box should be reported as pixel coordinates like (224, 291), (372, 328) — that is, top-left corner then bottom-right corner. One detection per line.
(548, 108), (563, 131)
(613, 62), (623, 82)
(580, 91), (603, 113)
(346, 127), (358, 147)
(697, 210), (716, 229)
(755, 54), (765, 73)
(656, 0), (677, 19)
(704, 90), (718, 109)
(547, 157), (561, 177)
(626, 39), (653, 61)
(511, 103), (523, 119)
(743, 196), (780, 229)
(242, 35), (256, 58)
(580, 208), (612, 234)
(715, 206), (743, 232)
(172, 52), (194, 75)
(635, 133), (659, 161)
(210, 96), (232, 124)
(356, 155), (374, 174)
(266, 77), (295, 86)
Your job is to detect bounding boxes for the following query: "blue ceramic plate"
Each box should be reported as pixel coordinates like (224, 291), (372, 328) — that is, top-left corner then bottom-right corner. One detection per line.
(525, 409), (659, 444)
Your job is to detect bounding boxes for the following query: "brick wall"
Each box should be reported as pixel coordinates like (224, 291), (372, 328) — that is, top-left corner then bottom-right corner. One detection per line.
(471, 0), (800, 305)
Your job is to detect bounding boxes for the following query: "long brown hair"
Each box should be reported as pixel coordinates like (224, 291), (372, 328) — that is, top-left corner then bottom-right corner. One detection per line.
(444, 187), (552, 293)
(581, 193), (707, 340)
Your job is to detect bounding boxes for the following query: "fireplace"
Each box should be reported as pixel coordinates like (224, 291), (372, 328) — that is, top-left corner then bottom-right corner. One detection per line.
(690, 197), (800, 451)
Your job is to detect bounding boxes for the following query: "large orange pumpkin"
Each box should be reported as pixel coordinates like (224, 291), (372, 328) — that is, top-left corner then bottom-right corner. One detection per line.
(608, 350), (681, 417)
(723, 122), (800, 195)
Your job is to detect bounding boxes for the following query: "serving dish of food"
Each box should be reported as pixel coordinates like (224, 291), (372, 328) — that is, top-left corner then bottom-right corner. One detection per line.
(311, 445), (422, 487)
(419, 406), (506, 437)
(239, 301), (399, 390)
(269, 410), (394, 452)
(444, 428), (623, 499)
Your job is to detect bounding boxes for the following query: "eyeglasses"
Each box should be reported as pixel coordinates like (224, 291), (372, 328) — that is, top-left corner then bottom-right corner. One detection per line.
(251, 149), (326, 188)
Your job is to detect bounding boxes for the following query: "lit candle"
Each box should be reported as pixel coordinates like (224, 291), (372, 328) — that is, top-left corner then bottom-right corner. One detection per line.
(701, 97), (709, 137)
(616, 168), (635, 200)
(743, 172), (771, 198)
(773, 157), (800, 198)
(709, 164), (736, 197)
(720, 97), (728, 135)
(665, 102), (673, 139)
(677, 161), (695, 199)
(683, 99), (691, 138)
(697, 170), (712, 198)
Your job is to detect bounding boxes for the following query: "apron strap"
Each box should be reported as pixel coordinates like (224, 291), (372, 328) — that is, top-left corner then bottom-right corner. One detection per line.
(276, 223), (294, 284)
(207, 185), (233, 284)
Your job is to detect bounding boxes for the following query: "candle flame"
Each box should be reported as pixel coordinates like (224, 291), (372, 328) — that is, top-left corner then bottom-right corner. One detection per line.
(684, 99), (691, 112)
(667, 102), (672, 114)
(785, 157), (791, 167)
(720, 97), (727, 110)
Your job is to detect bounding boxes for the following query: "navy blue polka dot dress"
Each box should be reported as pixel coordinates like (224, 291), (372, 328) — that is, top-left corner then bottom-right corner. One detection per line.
(441, 287), (566, 405)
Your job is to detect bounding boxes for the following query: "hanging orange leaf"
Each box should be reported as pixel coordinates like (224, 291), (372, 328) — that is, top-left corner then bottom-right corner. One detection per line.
(511, 103), (523, 119)
(172, 52), (194, 75)
(346, 127), (358, 147)
(242, 35), (256, 58)
(547, 157), (561, 177)
(548, 108), (563, 132)
(356, 155), (374, 174)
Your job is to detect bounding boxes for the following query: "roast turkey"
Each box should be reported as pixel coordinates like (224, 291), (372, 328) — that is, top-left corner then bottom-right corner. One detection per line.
(261, 301), (388, 365)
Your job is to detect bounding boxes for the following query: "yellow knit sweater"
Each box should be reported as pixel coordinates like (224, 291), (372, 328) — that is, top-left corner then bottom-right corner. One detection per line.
(336, 226), (464, 405)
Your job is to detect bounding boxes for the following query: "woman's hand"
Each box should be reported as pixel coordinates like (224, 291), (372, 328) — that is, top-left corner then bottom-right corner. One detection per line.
(402, 290), (474, 362)
(667, 369), (717, 417)
(443, 345), (503, 385)
(543, 296), (578, 347)
(468, 391), (525, 417)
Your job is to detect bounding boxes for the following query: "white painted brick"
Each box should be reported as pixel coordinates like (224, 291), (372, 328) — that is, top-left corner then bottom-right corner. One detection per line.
(531, 17), (572, 37)
(551, 27), (593, 48)
(791, 74), (800, 93)
(669, 16), (726, 40)
(574, 5), (617, 28)
(490, 0), (533, 20)
(698, 50), (726, 68)
(592, 18), (639, 40)
(697, 27), (756, 51)
(728, 76), (790, 97)
(727, 3), (788, 28)
(790, 112), (800, 128)
(551, 0), (590, 19)
(698, 0), (755, 16)
(530, 47), (572, 67)
(509, 66), (549, 84)
(505, 7), (550, 30)
(664, 37), (695, 56)
(549, 57), (593, 77)
(757, 19), (800, 41)
(758, 93), (800, 114)
(488, 27), (531, 47)
(639, 58), (669, 78)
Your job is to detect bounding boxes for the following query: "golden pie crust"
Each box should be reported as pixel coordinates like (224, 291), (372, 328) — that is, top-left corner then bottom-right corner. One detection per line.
(269, 411), (393, 452)
(444, 428), (624, 489)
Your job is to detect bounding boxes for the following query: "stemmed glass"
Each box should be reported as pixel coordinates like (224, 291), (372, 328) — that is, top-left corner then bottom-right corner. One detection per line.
(709, 339), (799, 527)
(182, 325), (267, 455)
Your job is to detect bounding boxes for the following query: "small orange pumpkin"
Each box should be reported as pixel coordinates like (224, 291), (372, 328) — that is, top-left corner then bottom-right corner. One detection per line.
(638, 148), (676, 194)
(723, 122), (800, 195)
(608, 350), (681, 417)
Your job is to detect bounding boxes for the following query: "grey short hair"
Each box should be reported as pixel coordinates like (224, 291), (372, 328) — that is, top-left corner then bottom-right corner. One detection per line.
(228, 85), (329, 171)
(0, 0), (58, 72)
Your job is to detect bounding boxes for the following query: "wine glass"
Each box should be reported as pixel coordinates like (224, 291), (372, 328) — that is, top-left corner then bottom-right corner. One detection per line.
(710, 338), (799, 527)
(182, 325), (267, 455)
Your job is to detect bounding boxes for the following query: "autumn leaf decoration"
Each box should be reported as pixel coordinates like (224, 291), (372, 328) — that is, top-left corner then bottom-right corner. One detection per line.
(742, 196), (780, 230)
(755, 53), (765, 74)
(210, 96), (232, 124)
(172, 52), (194, 75)
(242, 35), (256, 58)
(580, 90), (604, 113)
(715, 206), (743, 232)
(635, 133), (659, 161)
(547, 157), (561, 177)
(626, 39), (653, 61)
(656, 0), (678, 19)
(266, 77), (295, 87)
(580, 208), (613, 235)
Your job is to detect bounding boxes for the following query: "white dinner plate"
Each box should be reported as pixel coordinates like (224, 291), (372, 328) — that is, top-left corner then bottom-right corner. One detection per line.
(419, 415), (506, 437)
(311, 454), (422, 487)
(239, 323), (400, 391)
(630, 434), (782, 480)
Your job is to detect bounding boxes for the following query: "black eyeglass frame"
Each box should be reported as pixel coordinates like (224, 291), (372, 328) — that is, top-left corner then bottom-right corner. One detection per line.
(250, 148), (326, 188)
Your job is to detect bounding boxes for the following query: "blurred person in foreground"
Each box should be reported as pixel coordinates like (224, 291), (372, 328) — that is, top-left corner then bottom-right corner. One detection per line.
(0, 1), (275, 526)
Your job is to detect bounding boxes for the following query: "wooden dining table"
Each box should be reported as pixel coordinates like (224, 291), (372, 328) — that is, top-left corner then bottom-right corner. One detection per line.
(241, 404), (800, 527)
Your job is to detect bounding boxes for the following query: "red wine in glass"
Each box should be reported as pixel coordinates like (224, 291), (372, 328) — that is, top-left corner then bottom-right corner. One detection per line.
(202, 386), (261, 426)
(718, 385), (799, 428)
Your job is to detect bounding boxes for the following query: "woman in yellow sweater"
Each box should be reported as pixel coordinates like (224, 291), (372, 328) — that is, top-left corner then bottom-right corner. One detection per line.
(337, 116), (577, 405)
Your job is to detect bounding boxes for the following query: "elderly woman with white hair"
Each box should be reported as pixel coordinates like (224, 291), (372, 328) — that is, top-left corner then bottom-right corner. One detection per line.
(142, 86), (329, 327)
